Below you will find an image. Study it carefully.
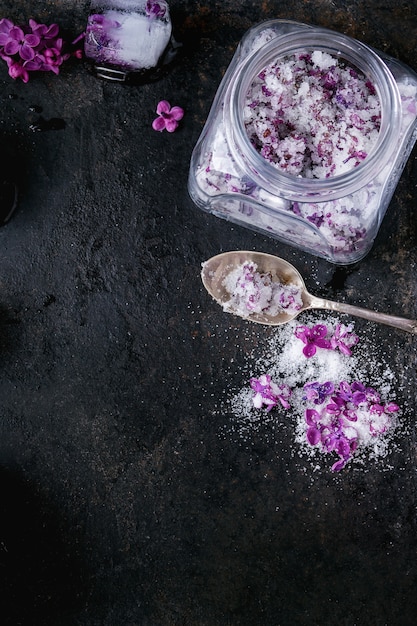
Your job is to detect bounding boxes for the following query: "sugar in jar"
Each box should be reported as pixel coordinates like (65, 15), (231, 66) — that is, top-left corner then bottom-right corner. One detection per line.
(188, 20), (417, 264)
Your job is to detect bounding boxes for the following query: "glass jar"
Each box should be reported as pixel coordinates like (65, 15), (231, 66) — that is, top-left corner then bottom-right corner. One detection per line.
(84, 0), (178, 82)
(188, 20), (417, 264)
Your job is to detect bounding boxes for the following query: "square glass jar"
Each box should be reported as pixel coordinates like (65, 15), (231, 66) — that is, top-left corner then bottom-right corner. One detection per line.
(188, 20), (417, 264)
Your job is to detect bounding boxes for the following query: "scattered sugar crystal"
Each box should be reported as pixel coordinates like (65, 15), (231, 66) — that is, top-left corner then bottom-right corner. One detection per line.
(224, 314), (403, 472)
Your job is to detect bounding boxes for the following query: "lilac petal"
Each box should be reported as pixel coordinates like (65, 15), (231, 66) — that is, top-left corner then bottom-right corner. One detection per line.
(20, 45), (36, 61)
(306, 425), (321, 445)
(304, 381), (319, 401)
(326, 402), (341, 415)
(0, 18), (14, 33)
(303, 343), (316, 358)
(365, 387), (380, 403)
(24, 56), (43, 70)
(278, 396), (291, 410)
(336, 342), (352, 356)
(152, 117), (166, 131)
(4, 40), (19, 55)
(25, 33), (41, 47)
(294, 325), (308, 340)
(315, 337), (331, 349)
(322, 382), (334, 395)
(165, 119), (179, 132)
(9, 25), (24, 40)
(305, 408), (320, 425)
(351, 390), (366, 405)
(344, 409), (358, 422)
(156, 100), (171, 115)
(331, 458), (347, 472)
(313, 324), (328, 338)
(170, 106), (184, 121)
(336, 438), (351, 457)
(44, 24), (60, 39)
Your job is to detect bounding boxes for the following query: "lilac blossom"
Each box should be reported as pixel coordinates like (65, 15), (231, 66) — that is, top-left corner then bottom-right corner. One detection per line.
(294, 322), (360, 358)
(302, 378), (399, 471)
(250, 374), (292, 411)
(303, 381), (334, 404)
(0, 17), (83, 82)
(152, 100), (184, 132)
(330, 323), (359, 355)
(28, 19), (59, 41)
(294, 323), (331, 357)
(1, 25), (40, 60)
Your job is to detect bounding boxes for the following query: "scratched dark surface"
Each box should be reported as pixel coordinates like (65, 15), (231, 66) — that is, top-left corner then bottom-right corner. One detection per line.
(0, 1), (417, 625)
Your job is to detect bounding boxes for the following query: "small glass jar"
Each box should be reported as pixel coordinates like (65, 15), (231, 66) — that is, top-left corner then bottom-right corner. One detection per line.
(84, 0), (178, 82)
(188, 20), (417, 264)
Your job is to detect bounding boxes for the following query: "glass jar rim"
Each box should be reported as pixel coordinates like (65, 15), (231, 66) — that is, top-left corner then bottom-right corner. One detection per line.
(227, 28), (402, 201)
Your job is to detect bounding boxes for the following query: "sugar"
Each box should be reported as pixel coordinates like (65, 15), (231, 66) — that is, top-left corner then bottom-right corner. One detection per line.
(222, 261), (303, 318)
(224, 314), (402, 472)
(244, 51), (381, 178)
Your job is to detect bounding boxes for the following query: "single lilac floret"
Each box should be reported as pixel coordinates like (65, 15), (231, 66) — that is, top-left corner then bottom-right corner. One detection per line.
(303, 381), (334, 404)
(152, 100), (184, 132)
(330, 323), (359, 355)
(294, 323), (331, 357)
(250, 374), (292, 411)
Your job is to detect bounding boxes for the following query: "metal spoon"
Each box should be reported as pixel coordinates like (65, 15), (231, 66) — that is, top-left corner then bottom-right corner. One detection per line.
(201, 250), (417, 334)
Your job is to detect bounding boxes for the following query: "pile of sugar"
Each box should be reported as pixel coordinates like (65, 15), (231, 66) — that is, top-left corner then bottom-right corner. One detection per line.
(226, 314), (402, 472)
(244, 50), (381, 178)
(222, 261), (303, 317)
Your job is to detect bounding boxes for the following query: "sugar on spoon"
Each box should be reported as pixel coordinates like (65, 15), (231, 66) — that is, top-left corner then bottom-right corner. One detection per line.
(201, 250), (417, 334)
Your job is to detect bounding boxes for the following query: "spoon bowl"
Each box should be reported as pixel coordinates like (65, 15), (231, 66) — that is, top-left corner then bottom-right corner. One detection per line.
(201, 250), (417, 334)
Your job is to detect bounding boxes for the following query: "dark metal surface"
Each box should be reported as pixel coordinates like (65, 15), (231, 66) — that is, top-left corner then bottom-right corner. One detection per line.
(0, 1), (417, 624)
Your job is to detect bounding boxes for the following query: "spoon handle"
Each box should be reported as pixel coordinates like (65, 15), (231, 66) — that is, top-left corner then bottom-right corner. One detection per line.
(309, 295), (417, 335)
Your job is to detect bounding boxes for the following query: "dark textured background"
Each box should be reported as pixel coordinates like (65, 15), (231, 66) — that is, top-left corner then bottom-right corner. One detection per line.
(1, 1), (417, 624)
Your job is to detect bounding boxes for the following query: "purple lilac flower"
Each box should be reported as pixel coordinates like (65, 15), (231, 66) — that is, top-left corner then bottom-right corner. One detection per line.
(0, 18), (13, 43)
(0, 17), (83, 82)
(330, 323), (359, 355)
(1, 25), (40, 61)
(250, 374), (292, 411)
(5, 57), (29, 82)
(294, 322), (359, 358)
(28, 19), (59, 41)
(152, 100), (184, 133)
(336, 380), (367, 405)
(303, 379), (399, 471)
(294, 323), (331, 357)
(303, 381), (334, 404)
